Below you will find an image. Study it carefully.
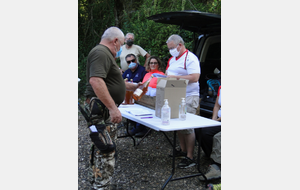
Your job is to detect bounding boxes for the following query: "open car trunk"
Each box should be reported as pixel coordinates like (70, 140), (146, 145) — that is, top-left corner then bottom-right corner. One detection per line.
(147, 11), (221, 118)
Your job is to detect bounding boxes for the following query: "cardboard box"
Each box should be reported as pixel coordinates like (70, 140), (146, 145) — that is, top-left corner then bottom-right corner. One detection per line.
(155, 78), (188, 118)
(135, 95), (156, 110)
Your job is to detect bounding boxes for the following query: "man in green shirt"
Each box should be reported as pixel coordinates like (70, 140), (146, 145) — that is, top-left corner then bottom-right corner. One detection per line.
(85, 27), (138, 122)
(84, 26), (138, 190)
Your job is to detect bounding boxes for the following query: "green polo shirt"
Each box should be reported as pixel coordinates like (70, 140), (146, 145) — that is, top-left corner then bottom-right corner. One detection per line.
(84, 44), (125, 105)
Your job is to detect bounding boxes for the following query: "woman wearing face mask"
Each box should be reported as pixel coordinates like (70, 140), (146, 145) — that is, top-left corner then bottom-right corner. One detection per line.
(142, 56), (165, 97)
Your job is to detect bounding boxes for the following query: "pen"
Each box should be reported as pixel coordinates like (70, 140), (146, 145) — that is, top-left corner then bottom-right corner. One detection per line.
(141, 117), (153, 119)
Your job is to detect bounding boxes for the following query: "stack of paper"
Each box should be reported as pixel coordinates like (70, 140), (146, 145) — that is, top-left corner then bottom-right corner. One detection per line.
(126, 109), (153, 116)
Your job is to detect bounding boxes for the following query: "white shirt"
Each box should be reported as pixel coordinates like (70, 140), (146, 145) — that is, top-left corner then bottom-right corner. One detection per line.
(119, 44), (147, 70)
(167, 50), (201, 97)
(145, 87), (156, 97)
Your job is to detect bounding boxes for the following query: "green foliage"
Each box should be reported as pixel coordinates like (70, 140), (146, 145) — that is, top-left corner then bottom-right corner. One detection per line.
(78, 0), (116, 98)
(78, 0), (221, 98)
(120, 3), (180, 70)
(78, 55), (87, 98)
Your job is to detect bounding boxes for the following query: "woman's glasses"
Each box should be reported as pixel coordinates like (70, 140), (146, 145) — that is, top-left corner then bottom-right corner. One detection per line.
(149, 62), (158, 65)
(126, 59), (136, 64)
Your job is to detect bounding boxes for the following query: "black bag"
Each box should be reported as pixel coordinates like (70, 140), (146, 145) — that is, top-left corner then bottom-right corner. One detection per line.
(89, 97), (110, 121)
(89, 124), (116, 153)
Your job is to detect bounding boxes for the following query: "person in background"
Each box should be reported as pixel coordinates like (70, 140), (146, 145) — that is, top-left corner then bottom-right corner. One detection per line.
(122, 54), (148, 83)
(119, 33), (150, 72)
(165, 34), (201, 169)
(128, 56), (166, 138)
(198, 85), (221, 181)
(142, 56), (165, 96)
(84, 26), (138, 190)
(122, 53), (148, 137)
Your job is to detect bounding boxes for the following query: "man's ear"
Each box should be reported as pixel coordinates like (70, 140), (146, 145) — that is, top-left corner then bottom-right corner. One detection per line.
(113, 38), (118, 45)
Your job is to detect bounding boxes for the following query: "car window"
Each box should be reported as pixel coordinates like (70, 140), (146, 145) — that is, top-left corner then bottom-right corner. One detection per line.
(206, 42), (221, 60)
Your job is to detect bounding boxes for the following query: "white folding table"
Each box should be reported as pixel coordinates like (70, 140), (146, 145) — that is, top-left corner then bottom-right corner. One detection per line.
(118, 104), (221, 189)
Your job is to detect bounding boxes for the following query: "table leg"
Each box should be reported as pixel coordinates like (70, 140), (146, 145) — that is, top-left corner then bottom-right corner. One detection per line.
(116, 119), (136, 146)
(161, 131), (176, 189)
(136, 129), (152, 146)
(162, 132), (174, 147)
(125, 118), (135, 146)
(118, 119), (153, 147)
(197, 128), (208, 186)
(161, 129), (209, 189)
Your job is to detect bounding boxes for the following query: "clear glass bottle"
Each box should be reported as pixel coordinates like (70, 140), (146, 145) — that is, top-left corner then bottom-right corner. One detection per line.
(132, 75), (154, 101)
(179, 97), (187, 121)
(161, 99), (171, 125)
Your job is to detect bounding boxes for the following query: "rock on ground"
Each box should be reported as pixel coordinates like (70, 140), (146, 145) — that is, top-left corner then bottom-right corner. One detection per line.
(78, 111), (221, 190)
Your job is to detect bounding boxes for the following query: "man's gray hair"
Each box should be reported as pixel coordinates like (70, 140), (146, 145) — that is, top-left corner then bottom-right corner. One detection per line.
(166, 34), (185, 45)
(101, 27), (124, 41)
(125, 33), (135, 39)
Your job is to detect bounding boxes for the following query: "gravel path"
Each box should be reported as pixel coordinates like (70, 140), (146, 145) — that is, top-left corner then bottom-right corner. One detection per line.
(78, 110), (220, 190)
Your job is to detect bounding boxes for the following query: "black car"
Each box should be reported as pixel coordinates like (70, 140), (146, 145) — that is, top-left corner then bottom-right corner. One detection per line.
(147, 10), (221, 118)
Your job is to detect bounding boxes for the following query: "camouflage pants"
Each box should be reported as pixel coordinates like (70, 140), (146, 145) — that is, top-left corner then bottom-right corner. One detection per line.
(85, 101), (119, 190)
(89, 147), (115, 189)
(87, 123), (118, 190)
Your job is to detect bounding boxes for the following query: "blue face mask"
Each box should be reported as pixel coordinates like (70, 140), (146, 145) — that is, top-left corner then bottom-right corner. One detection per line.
(128, 62), (137, 69)
(116, 46), (122, 58)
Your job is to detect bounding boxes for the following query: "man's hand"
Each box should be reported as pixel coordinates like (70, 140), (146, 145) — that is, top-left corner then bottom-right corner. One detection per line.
(90, 77), (123, 123)
(125, 82), (141, 91)
(109, 106), (122, 123)
(136, 82), (143, 88)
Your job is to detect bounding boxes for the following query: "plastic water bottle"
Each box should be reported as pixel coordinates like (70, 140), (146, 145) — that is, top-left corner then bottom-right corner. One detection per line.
(161, 99), (170, 125)
(179, 97), (187, 120)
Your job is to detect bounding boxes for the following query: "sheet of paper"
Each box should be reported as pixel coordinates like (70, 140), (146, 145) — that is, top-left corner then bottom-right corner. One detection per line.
(89, 125), (97, 132)
(126, 108), (153, 116)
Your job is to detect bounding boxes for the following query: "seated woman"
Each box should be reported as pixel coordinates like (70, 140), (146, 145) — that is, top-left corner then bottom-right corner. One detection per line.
(129, 56), (165, 137)
(142, 56), (165, 96)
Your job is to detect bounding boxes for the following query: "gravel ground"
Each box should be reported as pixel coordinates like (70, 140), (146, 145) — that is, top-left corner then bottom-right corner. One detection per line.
(78, 110), (220, 190)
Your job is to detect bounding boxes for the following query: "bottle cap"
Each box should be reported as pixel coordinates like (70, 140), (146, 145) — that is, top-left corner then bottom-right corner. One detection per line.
(164, 99), (168, 104)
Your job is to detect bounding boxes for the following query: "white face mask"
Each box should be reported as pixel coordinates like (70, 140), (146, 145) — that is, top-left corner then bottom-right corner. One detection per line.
(169, 45), (180, 57)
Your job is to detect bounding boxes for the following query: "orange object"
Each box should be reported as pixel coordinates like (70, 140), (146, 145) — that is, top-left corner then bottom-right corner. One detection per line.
(142, 71), (165, 89)
(133, 75), (154, 101)
(122, 78), (134, 104)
